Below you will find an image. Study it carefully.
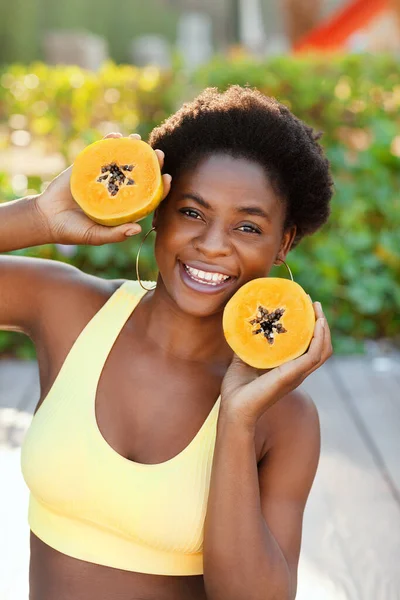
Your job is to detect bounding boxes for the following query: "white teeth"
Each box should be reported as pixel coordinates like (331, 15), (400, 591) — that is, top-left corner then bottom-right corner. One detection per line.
(184, 264), (230, 286)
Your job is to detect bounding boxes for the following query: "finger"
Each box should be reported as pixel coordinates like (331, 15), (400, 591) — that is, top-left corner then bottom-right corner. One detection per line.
(307, 315), (326, 365)
(246, 306), (327, 402)
(323, 321), (333, 360)
(280, 316), (326, 382)
(161, 174), (172, 200)
(253, 302), (326, 388)
(86, 222), (142, 245)
(312, 301), (332, 358)
(124, 222), (142, 237)
(313, 301), (324, 321)
(103, 132), (123, 139)
(129, 133), (141, 140)
(317, 303), (333, 359)
(154, 149), (165, 169)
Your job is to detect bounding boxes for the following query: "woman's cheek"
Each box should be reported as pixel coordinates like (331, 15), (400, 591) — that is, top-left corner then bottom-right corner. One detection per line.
(241, 242), (274, 278)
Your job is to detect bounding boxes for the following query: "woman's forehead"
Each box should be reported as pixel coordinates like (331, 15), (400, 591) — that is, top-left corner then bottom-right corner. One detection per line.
(174, 154), (282, 212)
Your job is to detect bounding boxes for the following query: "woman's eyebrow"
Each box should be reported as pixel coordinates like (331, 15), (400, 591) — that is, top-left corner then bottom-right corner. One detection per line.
(180, 193), (271, 223)
(236, 205), (271, 223)
(180, 193), (211, 209)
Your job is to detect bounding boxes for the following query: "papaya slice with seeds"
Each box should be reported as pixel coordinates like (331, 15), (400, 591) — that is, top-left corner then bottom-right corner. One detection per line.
(223, 278), (315, 369)
(70, 137), (164, 226)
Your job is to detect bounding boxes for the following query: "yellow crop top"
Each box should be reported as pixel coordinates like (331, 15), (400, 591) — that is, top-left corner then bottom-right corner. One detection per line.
(20, 279), (222, 576)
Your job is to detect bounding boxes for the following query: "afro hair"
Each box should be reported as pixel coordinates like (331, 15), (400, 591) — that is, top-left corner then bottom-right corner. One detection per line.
(149, 85), (334, 250)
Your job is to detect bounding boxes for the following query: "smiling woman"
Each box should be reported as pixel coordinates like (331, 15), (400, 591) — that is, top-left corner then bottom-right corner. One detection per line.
(0, 84), (334, 600)
(148, 86), (333, 319)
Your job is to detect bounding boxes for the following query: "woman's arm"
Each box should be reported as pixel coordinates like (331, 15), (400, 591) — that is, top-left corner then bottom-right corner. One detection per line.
(0, 194), (53, 252)
(203, 389), (320, 600)
(0, 194), (79, 335)
(0, 132), (154, 336)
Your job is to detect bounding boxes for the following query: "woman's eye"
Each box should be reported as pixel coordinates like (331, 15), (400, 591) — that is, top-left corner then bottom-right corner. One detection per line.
(237, 224), (261, 234)
(180, 208), (201, 219)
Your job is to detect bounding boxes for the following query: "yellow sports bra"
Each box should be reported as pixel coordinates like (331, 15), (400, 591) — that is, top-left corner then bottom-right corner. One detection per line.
(20, 279), (221, 576)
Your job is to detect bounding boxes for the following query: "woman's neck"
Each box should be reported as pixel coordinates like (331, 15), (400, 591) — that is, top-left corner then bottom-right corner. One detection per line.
(135, 284), (232, 366)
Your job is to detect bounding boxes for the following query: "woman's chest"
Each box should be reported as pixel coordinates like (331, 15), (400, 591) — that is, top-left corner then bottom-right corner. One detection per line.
(25, 282), (270, 596)
(26, 317), (265, 541)
(94, 343), (224, 465)
(36, 307), (267, 466)
(23, 344), (219, 568)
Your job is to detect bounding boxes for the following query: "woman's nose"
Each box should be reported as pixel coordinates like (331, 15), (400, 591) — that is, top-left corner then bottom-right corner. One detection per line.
(193, 225), (232, 257)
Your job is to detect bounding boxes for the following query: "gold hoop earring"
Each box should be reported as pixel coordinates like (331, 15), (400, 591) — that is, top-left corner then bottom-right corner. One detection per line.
(135, 227), (157, 291)
(274, 258), (294, 282)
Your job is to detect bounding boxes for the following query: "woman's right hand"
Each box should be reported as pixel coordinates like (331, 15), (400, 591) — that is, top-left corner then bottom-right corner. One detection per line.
(34, 132), (172, 246)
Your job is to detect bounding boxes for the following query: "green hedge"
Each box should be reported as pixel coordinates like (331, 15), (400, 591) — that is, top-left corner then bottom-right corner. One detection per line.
(1, 54), (400, 359)
(0, 0), (180, 65)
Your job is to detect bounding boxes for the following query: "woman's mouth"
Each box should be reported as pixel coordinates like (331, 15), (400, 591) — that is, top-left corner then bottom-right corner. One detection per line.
(179, 261), (235, 293)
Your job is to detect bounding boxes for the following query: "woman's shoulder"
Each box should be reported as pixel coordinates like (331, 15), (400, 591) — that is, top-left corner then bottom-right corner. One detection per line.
(49, 272), (145, 305)
(259, 388), (320, 460)
(36, 274), (153, 352)
(31, 271), (132, 355)
(52, 271), (123, 315)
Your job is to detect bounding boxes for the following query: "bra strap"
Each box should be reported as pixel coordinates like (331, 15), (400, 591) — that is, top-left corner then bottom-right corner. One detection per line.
(70, 280), (149, 392)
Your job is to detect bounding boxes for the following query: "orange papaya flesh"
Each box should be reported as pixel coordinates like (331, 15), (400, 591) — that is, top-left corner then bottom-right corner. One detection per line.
(70, 137), (164, 226)
(223, 277), (316, 369)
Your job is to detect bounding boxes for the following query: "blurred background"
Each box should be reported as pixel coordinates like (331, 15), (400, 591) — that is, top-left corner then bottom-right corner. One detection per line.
(0, 0), (399, 358)
(1, 1), (400, 599)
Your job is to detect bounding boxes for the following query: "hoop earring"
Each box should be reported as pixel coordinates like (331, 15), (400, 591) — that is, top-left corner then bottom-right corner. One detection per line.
(135, 227), (157, 291)
(274, 258), (294, 282)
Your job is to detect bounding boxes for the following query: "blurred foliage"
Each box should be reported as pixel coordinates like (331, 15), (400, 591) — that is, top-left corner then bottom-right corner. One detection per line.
(1, 55), (400, 359)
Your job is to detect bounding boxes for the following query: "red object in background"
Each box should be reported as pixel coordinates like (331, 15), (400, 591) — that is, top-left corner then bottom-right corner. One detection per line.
(294, 0), (390, 52)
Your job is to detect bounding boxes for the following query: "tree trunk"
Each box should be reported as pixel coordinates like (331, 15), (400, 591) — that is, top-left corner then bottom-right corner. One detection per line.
(281, 0), (323, 47)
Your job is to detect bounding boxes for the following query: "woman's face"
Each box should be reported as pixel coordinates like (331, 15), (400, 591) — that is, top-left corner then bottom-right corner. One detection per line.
(153, 153), (296, 317)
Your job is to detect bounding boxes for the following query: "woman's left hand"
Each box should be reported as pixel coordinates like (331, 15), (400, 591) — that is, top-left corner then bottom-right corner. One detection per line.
(220, 301), (333, 431)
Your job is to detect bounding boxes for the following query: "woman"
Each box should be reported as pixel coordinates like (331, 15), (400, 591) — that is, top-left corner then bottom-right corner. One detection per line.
(1, 85), (333, 600)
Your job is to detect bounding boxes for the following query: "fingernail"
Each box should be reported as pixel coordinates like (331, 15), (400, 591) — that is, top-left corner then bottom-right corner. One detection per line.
(125, 228), (140, 236)
(319, 318), (325, 328)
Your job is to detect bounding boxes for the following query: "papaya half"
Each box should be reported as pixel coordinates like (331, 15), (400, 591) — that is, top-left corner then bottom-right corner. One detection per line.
(223, 277), (316, 369)
(70, 137), (164, 226)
